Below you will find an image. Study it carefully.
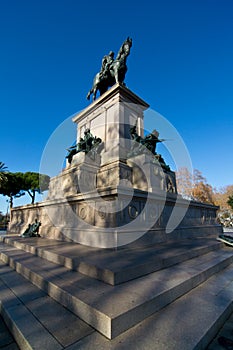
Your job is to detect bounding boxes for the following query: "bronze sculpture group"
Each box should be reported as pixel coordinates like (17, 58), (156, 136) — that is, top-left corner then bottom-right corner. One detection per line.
(21, 219), (41, 237)
(66, 129), (102, 164)
(68, 38), (170, 176)
(87, 37), (132, 101)
(128, 125), (170, 171)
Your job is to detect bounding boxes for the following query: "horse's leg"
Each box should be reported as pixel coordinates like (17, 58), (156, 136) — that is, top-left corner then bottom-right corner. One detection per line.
(86, 88), (93, 100)
(112, 63), (119, 84)
(87, 73), (100, 101)
(114, 68), (119, 84)
(93, 86), (97, 101)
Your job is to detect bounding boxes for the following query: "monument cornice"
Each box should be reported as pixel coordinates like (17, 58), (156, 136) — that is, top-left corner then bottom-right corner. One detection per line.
(72, 83), (149, 124)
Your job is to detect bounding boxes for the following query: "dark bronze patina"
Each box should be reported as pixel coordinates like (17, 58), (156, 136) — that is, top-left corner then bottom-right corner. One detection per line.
(87, 37), (132, 101)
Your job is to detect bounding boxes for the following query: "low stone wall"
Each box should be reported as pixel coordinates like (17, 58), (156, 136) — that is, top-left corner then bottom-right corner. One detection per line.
(8, 188), (222, 248)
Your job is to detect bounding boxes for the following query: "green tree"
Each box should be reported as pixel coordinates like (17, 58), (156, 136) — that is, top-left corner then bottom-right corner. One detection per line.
(0, 162), (8, 182)
(20, 172), (50, 204)
(227, 195), (233, 210)
(0, 211), (10, 229)
(0, 171), (50, 207)
(0, 172), (24, 208)
(213, 185), (233, 212)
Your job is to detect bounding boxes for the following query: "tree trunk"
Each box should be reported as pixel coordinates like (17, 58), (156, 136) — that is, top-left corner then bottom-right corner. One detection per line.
(27, 190), (35, 204)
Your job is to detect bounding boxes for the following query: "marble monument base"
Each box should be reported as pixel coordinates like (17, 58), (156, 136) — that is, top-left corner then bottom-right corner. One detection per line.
(8, 84), (222, 247)
(8, 185), (222, 248)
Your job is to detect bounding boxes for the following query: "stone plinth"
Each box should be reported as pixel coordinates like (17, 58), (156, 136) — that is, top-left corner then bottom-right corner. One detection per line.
(127, 154), (177, 193)
(8, 84), (222, 248)
(72, 83), (149, 165)
(97, 160), (132, 188)
(48, 153), (101, 199)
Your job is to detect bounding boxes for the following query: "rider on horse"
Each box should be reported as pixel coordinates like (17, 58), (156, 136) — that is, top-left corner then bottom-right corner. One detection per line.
(86, 37), (132, 101)
(99, 51), (115, 81)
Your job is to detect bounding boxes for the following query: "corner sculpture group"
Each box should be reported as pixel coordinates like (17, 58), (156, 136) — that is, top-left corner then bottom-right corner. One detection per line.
(66, 129), (102, 164)
(66, 122), (171, 173)
(128, 125), (171, 171)
(20, 219), (41, 238)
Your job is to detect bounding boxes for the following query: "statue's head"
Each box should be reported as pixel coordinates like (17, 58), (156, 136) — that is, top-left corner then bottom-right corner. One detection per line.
(109, 51), (114, 58)
(122, 37), (132, 55)
(152, 129), (159, 138)
(85, 128), (90, 134)
(125, 37), (132, 47)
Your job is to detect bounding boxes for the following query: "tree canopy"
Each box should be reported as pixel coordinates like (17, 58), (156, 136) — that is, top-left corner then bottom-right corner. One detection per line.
(213, 185), (233, 212)
(0, 162), (8, 182)
(0, 172), (24, 208)
(227, 195), (233, 211)
(0, 171), (50, 207)
(176, 167), (215, 204)
(20, 172), (50, 204)
(176, 167), (233, 211)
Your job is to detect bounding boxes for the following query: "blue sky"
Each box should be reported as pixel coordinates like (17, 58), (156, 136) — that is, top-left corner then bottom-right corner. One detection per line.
(0, 0), (233, 212)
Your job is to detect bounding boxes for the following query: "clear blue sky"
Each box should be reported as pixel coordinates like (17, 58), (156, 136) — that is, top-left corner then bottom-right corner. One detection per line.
(0, 0), (233, 212)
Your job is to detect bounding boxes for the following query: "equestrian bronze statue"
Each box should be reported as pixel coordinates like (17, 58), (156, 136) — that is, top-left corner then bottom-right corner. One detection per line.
(87, 37), (132, 101)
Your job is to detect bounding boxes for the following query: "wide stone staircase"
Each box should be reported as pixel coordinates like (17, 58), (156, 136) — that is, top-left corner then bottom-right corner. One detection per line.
(0, 234), (233, 349)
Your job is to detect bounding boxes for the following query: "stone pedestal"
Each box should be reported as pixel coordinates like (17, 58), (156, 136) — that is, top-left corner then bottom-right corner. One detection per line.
(72, 83), (149, 165)
(8, 84), (222, 248)
(127, 154), (177, 193)
(97, 160), (132, 188)
(127, 154), (165, 192)
(48, 153), (101, 199)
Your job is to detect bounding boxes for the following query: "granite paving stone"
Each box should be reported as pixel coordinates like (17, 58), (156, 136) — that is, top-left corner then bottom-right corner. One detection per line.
(25, 296), (94, 347)
(0, 314), (19, 349)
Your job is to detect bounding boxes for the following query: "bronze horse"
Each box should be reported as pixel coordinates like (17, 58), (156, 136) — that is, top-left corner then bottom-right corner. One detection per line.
(87, 37), (132, 101)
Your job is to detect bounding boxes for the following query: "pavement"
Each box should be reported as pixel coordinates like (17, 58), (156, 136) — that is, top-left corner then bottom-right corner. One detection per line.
(1, 310), (233, 350)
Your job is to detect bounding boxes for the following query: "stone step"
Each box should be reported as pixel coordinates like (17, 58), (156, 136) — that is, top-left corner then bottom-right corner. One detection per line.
(0, 312), (19, 349)
(207, 306), (233, 349)
(0, 239), (233, 339)
(1, 236), (224, 285)
(71, 261), (233, 350)
(0, 261), (94, 350)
